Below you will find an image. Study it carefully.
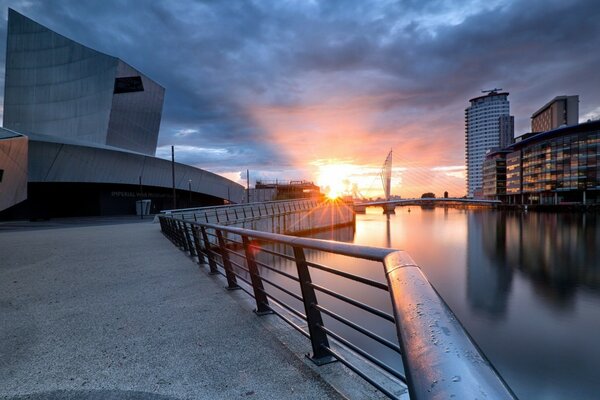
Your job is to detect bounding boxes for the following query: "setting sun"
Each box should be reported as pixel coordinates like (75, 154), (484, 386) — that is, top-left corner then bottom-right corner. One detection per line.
(316, 163), (351, 199)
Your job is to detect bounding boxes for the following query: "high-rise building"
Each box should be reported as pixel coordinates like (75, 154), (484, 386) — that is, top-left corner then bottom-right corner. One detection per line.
(531, 95), (579, 133)
(465, 90), (511, 197)
(498, 115), (514, 148)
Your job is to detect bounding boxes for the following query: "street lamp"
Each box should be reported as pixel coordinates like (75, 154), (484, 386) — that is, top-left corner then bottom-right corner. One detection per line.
(188, 179), (192, 207)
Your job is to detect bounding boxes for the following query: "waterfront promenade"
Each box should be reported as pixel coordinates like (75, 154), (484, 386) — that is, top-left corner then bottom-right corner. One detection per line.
(0, 219), (358, 400)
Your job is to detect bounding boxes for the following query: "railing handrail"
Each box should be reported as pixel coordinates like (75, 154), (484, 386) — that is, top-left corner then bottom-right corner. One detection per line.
(158, 211), (517, 400)
(160, 198), (318, 214)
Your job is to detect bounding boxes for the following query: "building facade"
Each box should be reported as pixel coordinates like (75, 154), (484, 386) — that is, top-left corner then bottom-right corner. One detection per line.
(3, 9), (164, 156)
(484, 120), (600, 205)
(531, 95), (579, 133)
(0, 9), (244, 218)
(482, 149), (510, 201)
(249, 180), (323, 202)
(465, 91), (512, 197)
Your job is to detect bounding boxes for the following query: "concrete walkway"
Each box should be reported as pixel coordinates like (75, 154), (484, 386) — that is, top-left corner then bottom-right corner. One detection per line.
(0, 221), (346, 400)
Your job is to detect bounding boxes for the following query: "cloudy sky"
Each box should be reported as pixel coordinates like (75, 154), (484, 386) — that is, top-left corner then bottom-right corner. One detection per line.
(1, 0), (599, 197)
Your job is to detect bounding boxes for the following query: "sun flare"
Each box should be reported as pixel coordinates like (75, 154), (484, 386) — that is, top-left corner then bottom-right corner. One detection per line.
(316, 163), (352, 199)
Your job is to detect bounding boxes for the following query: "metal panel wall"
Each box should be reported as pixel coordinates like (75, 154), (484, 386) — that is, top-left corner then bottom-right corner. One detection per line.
(28, 139), (245, 203)
(106, 61), (165, 156)
(3, 9), (116, 145)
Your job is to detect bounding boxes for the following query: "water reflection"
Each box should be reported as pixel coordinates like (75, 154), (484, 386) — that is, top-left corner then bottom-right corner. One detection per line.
(472, 211), (600, 311)
(467, 212), (513, 316)
(351, 207), (600, 400)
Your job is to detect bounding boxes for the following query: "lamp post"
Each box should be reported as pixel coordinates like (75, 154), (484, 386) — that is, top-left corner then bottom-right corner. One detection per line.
(188, 179), (192, 208)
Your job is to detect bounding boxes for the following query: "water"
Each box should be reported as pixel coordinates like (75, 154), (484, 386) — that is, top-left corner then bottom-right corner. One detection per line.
(239, 206), (600, 399)
(351, 207), (600, 400)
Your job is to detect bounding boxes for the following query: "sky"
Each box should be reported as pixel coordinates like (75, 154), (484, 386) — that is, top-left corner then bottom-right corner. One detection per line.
(0, 0), (599, 198)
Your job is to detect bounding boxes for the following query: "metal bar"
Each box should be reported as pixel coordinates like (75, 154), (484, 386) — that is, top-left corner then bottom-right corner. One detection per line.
(184, 222), (195, 256)
(306, 260), (389, 291)
(293, 246), (334, 365)
(320, 346), (403, 400)
(258, 275), (304, 303)
(260, 291), (307, 321)
(243, 237), (272, 315)
(318, 324), (405, 382)
(252, 246), (297, 262)
(216, 230), (239, 290)
(191, 226), (204, 264)
(254, 259), (300, 282)
(384, 252), (517, 400)
(314, 304), (401, 354)
(310, 282), (395, 323)
(267, 305), (310, 339)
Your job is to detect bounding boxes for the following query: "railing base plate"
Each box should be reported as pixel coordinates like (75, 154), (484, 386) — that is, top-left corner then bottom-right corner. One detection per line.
(305, 353), (337, 366)
(225, 285), (242, 291)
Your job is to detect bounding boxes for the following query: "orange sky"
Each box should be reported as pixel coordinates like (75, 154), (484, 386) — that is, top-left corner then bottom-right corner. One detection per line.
(247, 95), (466, 198)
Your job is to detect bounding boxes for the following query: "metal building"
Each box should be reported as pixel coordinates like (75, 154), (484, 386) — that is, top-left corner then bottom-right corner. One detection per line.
(0, 9), (244, 218)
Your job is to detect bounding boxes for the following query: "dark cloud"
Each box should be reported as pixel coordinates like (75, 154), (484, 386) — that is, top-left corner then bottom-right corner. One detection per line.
(0, 0), (599, 193)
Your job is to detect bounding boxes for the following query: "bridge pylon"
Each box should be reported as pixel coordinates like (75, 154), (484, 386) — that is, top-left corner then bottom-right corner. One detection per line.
(382, 203), (396, 214)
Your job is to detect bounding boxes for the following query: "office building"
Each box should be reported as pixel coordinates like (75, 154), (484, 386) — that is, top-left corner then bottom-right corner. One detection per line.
(531, 95), (579, 133)
(484, 120), (600, 205)
(465, 90), (512, 197)
(482, 149), (510, 201)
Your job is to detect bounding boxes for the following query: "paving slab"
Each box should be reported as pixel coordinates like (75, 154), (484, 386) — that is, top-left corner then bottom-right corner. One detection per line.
(0, 221), (345, 400)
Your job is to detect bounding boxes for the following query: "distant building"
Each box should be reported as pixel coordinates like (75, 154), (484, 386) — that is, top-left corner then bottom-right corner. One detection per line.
(498, 115), (515, 148)
(465, 90), (512, 197)
(0, 9), (244, 218)
(248, 180), (323, 202)
(484, 120), (600, 205)
(482, 149), (510, 201)
(531, 95), (579, 133)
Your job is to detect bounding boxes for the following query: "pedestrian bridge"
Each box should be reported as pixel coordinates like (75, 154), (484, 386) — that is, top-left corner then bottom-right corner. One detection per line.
(354, 198), (501, 213)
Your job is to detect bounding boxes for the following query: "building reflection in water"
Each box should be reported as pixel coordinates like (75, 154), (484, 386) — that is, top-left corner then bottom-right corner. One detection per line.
(468, 210), (600, 315)
(467, 212), (513, 316)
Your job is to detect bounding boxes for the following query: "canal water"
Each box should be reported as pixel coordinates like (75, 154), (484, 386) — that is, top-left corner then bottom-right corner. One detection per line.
(347, 207), (600, 400)
(246, 206), (600, 399)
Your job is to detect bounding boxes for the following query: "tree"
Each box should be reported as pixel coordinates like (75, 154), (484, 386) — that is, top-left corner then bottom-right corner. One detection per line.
(421, 192), (435, 198)
(444, 191), (449, 198)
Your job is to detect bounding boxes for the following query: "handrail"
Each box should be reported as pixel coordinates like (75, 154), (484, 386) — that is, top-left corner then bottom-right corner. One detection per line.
(157, 212), (517, 400)
(161, 198), (318, 214)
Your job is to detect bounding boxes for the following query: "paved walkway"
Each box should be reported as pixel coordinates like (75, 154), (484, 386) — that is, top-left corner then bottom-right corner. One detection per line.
(0, 221), (345, 400)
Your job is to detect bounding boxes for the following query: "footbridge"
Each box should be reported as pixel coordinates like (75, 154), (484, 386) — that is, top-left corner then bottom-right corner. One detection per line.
(354, 198), (502, 213)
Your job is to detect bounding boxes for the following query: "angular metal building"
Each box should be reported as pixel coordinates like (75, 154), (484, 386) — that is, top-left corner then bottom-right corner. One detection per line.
(0, 9), (244, 218)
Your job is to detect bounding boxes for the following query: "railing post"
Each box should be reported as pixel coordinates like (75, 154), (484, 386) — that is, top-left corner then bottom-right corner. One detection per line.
(176, 220), (187, 249)
(201, 226), (219, 274)
(216, 230), (240, 290)
(184, 222), (196, 256)
(242, 236), (272, 315)
(292, 246), (335, 365)
(191, 225), (205, 265)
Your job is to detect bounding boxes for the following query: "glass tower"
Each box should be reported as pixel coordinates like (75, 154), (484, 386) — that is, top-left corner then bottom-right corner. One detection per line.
(465, 91), (511, 197)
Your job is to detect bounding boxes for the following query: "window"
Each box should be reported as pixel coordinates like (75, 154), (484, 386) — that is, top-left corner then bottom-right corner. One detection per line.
(0, 169), (3, 183)
(114, 76), (144, 94)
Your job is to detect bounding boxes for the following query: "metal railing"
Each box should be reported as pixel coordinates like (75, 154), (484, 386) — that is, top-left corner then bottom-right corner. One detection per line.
(161, 199), (320, 224)
(161, 199), (354, 235)
(158, 214), (517, 400)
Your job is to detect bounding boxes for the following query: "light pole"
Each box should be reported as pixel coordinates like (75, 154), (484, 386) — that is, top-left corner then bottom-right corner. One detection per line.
(188, 179), (192, 208)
